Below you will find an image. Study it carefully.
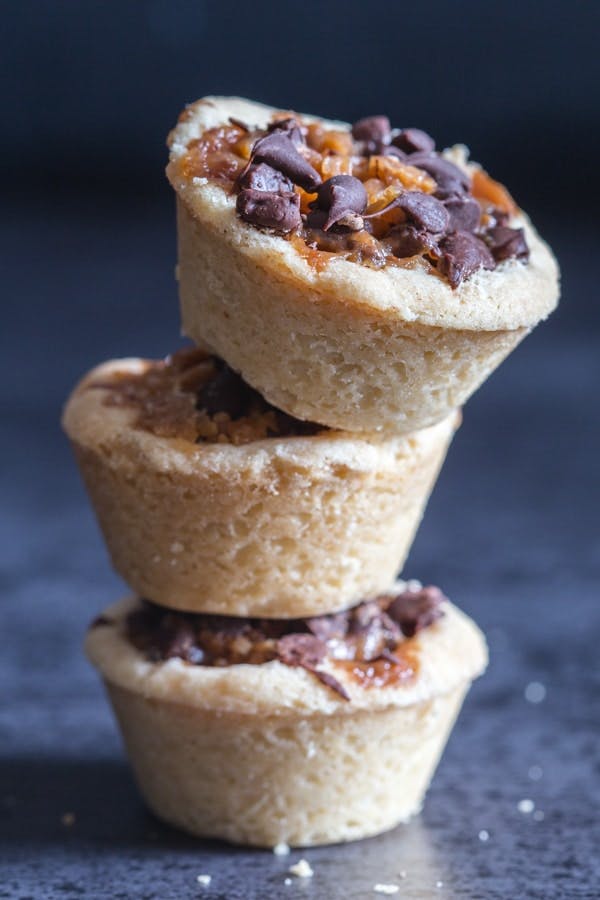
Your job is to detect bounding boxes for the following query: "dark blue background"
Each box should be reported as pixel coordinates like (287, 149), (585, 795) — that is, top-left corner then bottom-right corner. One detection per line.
(1, 3), (599, 897)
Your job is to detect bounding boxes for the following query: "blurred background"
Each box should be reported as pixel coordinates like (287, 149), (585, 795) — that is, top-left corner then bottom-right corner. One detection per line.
(2, 3), (599, 896)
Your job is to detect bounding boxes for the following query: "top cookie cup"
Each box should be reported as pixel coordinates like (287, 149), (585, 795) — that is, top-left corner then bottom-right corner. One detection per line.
(167, 96), (559, 434)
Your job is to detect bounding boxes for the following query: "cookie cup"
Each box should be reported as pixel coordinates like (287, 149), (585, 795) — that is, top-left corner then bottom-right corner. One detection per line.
(167, 96), (559, 434)
(86, 596), (487, 847)
(62, 359), (458, 617)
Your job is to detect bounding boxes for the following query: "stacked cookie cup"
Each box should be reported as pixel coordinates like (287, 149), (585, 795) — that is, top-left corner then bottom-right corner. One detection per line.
(63, 97), (558, 848)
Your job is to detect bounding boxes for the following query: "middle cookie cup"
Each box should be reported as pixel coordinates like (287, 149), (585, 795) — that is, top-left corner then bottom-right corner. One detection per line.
(62, 349), (458, 618)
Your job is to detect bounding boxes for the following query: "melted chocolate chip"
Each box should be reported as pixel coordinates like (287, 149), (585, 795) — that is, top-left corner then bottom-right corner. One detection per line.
(236, 188), (301, 233)
(306, 612), (349, 642)
(485, 225), (530, 262)
(277, 633), (327, 669)
(438, 231), (496, 288)
(309, 175), (368, 231)
(238, 162), (293, 193)
(267, 116), (305, 146)
(196, 361), (254, 417)
(398, 191), (450, 234)
(392, 127), (435, 154)
(352, 115), (391, 153)
(444, 195), (481, 232)
(409, 153), (471, 193)
(387, 223), (440, 259)
(251, 132), (321, 192)
(387, 586), (445, 637)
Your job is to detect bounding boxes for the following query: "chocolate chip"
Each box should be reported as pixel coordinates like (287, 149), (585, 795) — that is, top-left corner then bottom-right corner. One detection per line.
(387, 224), (440, 259)
(408, 153), (471, 193)
(438, 231), (496, 288)
(277, 633), (327, 669)
(485, 225), (529, 262)
(348, 600), (401, 661)
(387, 586), (446, 637)
(236, 188), (301, 234)
(381, 144), (408, 160)
(434, 179), (468, 201)
(313, 669), (350, 700)
(309, 175), (368, 231)
(238, 162), (293, 193)
(251, 132), (321, 192)
(157, 618), (198, 661)
(398, 191), (450, 234)
(392, 128), (435, 154)
(444, 195), (481, 232)
(267, 116), (305, 146)
(352, 115), (391, 149)
(196, 361), (254, 418)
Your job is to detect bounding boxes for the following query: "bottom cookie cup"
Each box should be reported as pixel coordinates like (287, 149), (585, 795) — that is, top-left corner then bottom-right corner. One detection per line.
(86, 585), (487, 847)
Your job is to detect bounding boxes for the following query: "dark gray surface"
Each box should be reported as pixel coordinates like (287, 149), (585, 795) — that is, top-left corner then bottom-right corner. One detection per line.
(1, 197), (599, 899)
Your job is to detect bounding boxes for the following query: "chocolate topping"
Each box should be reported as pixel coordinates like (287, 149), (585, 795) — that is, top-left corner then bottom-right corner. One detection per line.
(485, 225), (530, 263)
(308, 175), (368, 231)
(250, 132), (321, 192)
(444, 195), (482, 232)
(238, 162), (293, 194)
(439, 231), (496, 288)
(122, 585), (448, 699)
(97, 346), (322, 445)
(181, 110), (530, 287)
(236, 188), (301, 233)
(398, 191), (450, 234)
(392, 127), (436, 155)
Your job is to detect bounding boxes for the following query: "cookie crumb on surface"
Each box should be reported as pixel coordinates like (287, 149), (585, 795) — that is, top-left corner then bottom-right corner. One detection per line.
(478, 829), (490, 842)
(273, 842), (290, 856)
(288, 859), (313, 878)
(374, 884), (400, 895)
(196, 874), (211, 886)
(284, 878), (292, 886)
(518, 798), (535, 814)
(61, 812), (76, 827)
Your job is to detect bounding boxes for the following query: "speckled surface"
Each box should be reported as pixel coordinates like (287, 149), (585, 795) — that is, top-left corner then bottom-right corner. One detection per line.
(1, 200), (599, 899)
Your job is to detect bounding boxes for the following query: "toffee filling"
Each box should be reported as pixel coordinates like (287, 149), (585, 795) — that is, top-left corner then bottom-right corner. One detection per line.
(92, 346), (323, 445)
(95, 586), (445, 699)
(174, 111), (529, 288)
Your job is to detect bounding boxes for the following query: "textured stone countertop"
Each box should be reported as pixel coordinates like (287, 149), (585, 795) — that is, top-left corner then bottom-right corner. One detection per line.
(1, 200), (598, 899)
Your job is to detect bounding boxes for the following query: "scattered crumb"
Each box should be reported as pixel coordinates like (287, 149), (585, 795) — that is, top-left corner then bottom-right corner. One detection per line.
(284, 878), (292, 886)
(533, 809), (545, 822)
(524, 681), (546, 704)
(273, 842), (290, 856)
(196, 874), (212, 886)
(170, 541), (184, 554)
(289, 859), (313, 878)
(61, 812), (76, 827)
(436, 881), (444, 889)
(374, 884), (399, 895)
(398, 870), (407, 879)
(528, 765), (543, 781)
(518, 798), (535, 814)
(478, 829), (490, 842)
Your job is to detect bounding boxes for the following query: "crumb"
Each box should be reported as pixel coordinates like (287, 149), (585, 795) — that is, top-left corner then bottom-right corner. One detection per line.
(533, 809), (545, 821)
(196, 874), (212, 886)
(61, 812), (76, 827)
(289, 859), (313, 878)
(517, 798), (535, 814)
(284, 878), (292, 886)
(478, 829), (490, 842)
(436, 881), (444, 889)
(528, 765), (543, 781)
(170, 541), (184, 553)
(524, 681), (546, 704)
(374, 884), (400, 895)
(398, 871), (407, 879)
(273, 842), (290, 856)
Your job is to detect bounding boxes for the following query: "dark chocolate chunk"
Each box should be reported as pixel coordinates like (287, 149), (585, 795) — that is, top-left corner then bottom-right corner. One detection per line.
(444, 195), (481, 232)
(392, 127), (436, 154)
(196, 361), (253, 418)
(277, 633), (327, 669)
(251, 132), (321, 192)
(381, 144), (408, 160)
(352, 115), (391, 149)
(267, 116), (305, 147)
(387, 223), (441, 259)
(309, 175), (368, 231)
(485, 225), (529, 262)
(387, 586), (446, 637)
(238, 162), (293, 194)
(438, 230), (496, 288)
(156, 616), (198, 661)
(398, 191), (450, 234)
(313, 669), (350, 700)
(236, 188), (301, 234)
(348, 600), (402, 661)
(408, 153), (471, 193)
